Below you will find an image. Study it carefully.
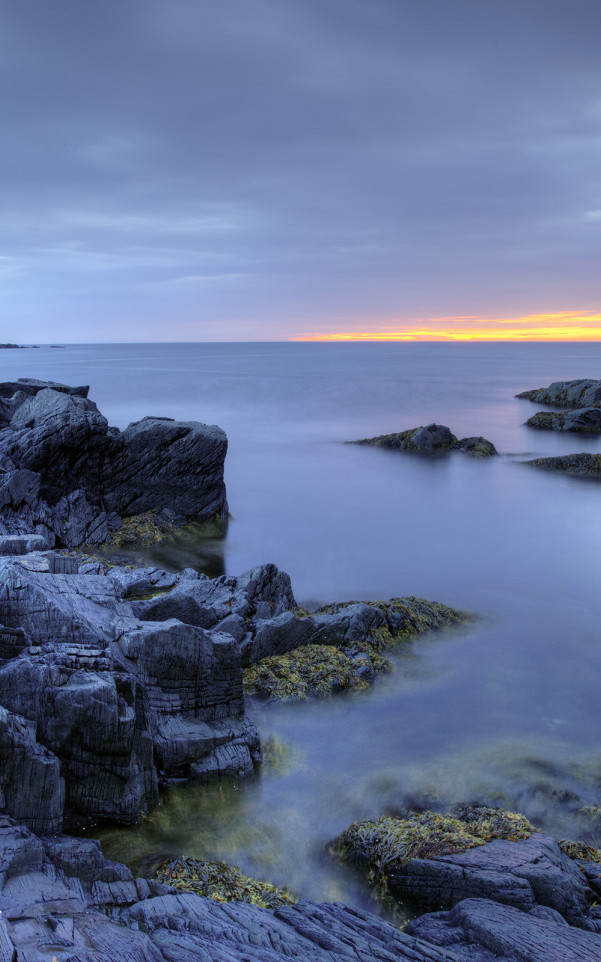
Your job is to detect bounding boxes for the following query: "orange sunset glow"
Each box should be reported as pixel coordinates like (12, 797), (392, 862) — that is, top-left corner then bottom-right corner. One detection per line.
(291, 311), (601, 342)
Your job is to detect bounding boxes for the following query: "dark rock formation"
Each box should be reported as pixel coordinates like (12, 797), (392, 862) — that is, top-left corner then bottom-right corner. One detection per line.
(0, 552), (263, 830)
(526, 408), (601, 432)
(1, 816), (600, 961)
(353, 423), (497, 457)
(524, 453), (601, 479)
(0, 378), (228, 547)
(0, 542), (467, 829)
(517, 378), (601, 408)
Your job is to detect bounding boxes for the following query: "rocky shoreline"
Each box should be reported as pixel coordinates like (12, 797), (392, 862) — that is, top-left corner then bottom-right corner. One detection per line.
(1, 378), (600, 960)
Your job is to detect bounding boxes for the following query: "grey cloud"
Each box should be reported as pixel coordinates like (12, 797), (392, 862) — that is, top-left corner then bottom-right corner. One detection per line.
(1, 0), (600, 339)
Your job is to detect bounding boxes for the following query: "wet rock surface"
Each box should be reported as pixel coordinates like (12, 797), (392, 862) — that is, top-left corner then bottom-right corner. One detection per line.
(1, 816), (601, 961)
(524, 453), (601, 479)
(353, 423), (497, 457)
(526, 407), (601, 432)
(0, 378), (228, 547)
(516, 378), (601, 408)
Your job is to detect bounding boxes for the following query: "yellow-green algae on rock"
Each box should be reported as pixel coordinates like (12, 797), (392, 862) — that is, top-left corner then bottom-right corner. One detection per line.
(244, 596), (469, 702)
(153, 855), (295, 909)
(331, 807), (536, 895)
(244, 643), (384, 701)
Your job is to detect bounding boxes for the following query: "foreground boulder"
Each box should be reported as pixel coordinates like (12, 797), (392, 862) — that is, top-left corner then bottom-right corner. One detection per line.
(524, 453), (601, 480)
(526, 408), (601, 432)
(0, 378), (228, 547)
(332, 807), (601, 931)
(517, 378), (601, 408)
(353, 423), (497, 457)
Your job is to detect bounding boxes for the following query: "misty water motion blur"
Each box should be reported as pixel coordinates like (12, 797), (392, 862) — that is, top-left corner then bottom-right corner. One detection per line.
(2, 341), (600, 916)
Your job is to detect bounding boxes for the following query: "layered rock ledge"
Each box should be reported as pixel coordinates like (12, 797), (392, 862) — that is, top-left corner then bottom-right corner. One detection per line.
(516, 378), (601, 408)
(2, 813), (601, 961)
(353, 423), (497, 457)
(0, 378), (228, 547)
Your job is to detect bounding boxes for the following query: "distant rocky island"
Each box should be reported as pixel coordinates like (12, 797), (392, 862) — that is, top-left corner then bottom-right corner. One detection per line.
(0, 342), (39, 349)
(352, 422), (497, 457)
(0, 378), (600, 961)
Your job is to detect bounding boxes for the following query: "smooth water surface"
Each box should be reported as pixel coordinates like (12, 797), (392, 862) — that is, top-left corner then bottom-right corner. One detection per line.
(3, 342), (601, 912)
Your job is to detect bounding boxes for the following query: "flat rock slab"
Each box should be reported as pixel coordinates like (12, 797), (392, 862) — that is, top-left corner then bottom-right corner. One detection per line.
(387, 833), (592, 925)
(0, 533), (48, 554)
(407, 897), (601, 961)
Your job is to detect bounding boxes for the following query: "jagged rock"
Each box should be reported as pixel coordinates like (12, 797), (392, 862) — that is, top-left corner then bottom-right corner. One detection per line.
(3, 818), (600, 961)
(517, 378), (601, 408)
(103, 416), (228, 520)
(0, 555), (260, 828)
(132, 562), (297, 638)
(524, 453), (601, 479)
(526, 408), (601, 432)
(0, 381), (229, 548)
(0, 708), (64, 834)
(353, 424), (497, 457)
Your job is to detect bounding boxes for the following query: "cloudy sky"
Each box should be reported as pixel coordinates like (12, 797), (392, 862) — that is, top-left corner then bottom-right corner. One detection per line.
(2, 0), (601, 341)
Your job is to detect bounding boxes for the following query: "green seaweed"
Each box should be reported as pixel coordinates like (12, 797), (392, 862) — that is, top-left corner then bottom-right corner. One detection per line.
(153, 855), (295, 908)
(331, 807), (536, 899)
(243, 644), (384, 702)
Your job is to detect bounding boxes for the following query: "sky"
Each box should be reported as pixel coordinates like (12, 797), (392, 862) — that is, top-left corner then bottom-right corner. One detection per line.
(2, 0), (601, 342)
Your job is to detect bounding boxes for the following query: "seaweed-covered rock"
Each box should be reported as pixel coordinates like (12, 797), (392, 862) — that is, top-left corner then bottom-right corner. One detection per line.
(0, 380), (228, 547)
(526, 408), (601, 432)
(153, 856), (295, 909)
(517, 378), (601, 408)
(332, 808), (597, 926)
(524, 453), (601, 479)
(2, 817), (601, 961)
(353, 424), (497, 457)
(244, 597), (467, 701)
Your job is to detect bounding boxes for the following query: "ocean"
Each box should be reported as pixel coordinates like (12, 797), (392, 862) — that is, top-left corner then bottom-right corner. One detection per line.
(3, 340), (601, 915)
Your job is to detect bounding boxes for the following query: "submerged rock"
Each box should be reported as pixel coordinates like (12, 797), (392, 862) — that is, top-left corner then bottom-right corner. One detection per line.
(526, 408), (601, 432)
(0, 378), (228, 547)
(517, 378), (601, 408)
(524, 453), (601, 479)
(353, 423), (497, 457)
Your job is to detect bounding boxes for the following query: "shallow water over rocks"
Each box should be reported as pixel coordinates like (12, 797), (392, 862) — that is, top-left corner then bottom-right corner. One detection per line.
(2, 341), (601, 914)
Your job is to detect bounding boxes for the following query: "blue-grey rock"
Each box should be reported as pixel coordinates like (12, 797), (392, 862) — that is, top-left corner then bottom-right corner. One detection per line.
(517, 378), (601, 408)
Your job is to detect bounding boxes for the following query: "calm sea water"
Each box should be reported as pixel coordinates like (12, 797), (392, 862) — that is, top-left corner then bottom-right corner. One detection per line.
(3, 342), (601, 914)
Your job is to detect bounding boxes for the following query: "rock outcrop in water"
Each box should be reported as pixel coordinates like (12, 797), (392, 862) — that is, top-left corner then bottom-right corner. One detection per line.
(353, 423), (497, 457)
(524, 453), (601, 479)
(0, 378), (228, 547)
(0, 540), (466, 830)
(516, 378), (601, 408)
(526, 408), (601, 432)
